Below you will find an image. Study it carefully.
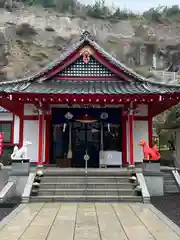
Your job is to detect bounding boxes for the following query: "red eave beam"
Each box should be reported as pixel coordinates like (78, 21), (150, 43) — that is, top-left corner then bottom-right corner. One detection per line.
(149, 99), (180, 117)
(11, 93), (163, 105)
(0, 95), (24, 117)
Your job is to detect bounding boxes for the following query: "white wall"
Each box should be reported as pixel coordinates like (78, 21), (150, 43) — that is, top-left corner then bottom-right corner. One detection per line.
(23, 120), (46, 163)
(134, 121), (149, 162)
(23, 120), (38, 162)
(14, 115), (20, 144)
(24, 104), (37, 116)
(0, 113), (13, 121)
(126, 120), (149, 163)
(136, 104), (148, 116)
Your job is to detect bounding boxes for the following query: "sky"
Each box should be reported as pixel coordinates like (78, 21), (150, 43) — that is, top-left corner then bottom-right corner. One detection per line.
(79, 0), (180, 13)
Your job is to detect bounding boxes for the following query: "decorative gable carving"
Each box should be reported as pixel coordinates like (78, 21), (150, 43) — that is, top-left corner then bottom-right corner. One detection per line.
(57, 55), (114, 77)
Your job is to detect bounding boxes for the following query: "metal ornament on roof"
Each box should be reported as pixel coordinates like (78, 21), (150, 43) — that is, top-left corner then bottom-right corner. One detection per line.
(100, 112), (108, 120)
(82, 50), (91, 64)
(80, 30), (91, 40)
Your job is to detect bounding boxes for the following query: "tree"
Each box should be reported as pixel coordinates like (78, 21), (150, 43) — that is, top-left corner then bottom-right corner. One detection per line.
(165, 5), (180, 17)
(143, 7), (162, 22)
(165, 104), (180, 124)
(86, 0), (110, 19)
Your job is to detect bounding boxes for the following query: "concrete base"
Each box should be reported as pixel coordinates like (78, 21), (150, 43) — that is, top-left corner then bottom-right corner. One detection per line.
(0, 182), (16, 203)
(136, 173), (150, 203)
(21, 173), (36, 203)
(8, 175), (29, 197)
(11, 159), (30, 176)
(144, 171), (164, 196)
(143, 161), (160, 172)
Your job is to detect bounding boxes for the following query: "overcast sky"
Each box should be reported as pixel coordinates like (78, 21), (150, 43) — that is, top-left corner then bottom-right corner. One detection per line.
(79, 0), (180, 13)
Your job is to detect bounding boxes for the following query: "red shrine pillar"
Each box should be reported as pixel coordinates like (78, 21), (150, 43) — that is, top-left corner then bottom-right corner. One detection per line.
(38, 110), (44, 166)
(128, 104), (134, 166)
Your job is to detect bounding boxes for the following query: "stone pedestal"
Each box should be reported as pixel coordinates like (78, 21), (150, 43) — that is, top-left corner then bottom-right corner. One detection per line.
(143, 160), (160, 172)
(143, 171), (164, 196)
(11, 159), (30, 176)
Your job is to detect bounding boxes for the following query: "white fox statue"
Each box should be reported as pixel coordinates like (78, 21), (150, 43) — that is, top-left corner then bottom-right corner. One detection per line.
(11, 139), (32, 160)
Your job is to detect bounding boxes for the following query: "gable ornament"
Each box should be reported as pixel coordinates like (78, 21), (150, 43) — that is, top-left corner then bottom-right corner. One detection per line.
(82, 50), (90, 64)
(80, 47), (93, 64)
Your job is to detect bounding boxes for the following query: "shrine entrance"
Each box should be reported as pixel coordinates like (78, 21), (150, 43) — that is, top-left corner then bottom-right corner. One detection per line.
(50, 108), (122, 168)
(72, 121), (100, 168)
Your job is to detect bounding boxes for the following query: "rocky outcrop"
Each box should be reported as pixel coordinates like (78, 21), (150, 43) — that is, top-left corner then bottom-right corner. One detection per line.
(0, 6), (180, 81)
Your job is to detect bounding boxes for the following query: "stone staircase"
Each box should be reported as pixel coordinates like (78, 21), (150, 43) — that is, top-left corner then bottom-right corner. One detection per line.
(163, 170), (180, 194)
(30, 169), (142, 202)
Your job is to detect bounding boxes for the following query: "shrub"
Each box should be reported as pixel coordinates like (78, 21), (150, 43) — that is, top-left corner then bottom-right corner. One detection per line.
(16, 23), (37, 37)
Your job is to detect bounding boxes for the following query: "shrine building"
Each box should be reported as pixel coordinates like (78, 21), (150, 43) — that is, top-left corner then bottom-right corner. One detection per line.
(1, 31), (180, 167)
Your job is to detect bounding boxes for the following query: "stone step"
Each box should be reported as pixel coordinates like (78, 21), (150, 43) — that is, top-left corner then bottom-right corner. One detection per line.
(42, 176), (131, 179)
(37, 188), (136, 196)
(164, 185), (179, 189)
(165, 191), (179, 194)
(164, 179), (176, 183)
(41, 177), (131, 184)
(30, 195), (142, 202)
(43, 170), (134, 177)
(164, 184), (179, 193)
(39, 182), (134, 189)
(164, 177), (175, 180)
(164, 182), (179, 186)
(164, 186), (178, 190)
(164, 183), (177, 186)
(164, 189), (178, 192)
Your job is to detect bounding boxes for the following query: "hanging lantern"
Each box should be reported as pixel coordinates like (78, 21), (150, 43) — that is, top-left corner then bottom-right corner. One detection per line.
(76, 114), (97, 123)
(65, 112), (73, 120)
(100, 112), (108, 120)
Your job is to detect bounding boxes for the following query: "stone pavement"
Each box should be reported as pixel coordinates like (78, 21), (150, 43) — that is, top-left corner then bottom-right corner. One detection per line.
(0, 203), (180, 240)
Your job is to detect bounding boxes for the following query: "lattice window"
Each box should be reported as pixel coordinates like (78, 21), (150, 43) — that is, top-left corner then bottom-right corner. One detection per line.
(58, 56), (114, 77)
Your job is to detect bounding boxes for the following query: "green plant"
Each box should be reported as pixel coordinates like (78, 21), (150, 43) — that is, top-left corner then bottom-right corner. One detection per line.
(16, 23), (37, 37)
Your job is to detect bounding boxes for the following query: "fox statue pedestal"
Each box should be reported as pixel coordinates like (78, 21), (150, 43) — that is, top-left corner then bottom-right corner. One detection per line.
(143, 160), (160, 172)
(11, 159), (30, 176)
(11, 139), (32, 176)
(139, 140), (163, 196)
(7, 139), (32, 199)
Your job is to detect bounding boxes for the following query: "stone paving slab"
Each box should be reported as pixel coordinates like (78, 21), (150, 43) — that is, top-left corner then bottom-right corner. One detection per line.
(0, 203), (180, 240)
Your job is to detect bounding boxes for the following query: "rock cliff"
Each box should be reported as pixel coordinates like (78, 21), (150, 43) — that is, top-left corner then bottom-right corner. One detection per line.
(0, 6), (180, 81)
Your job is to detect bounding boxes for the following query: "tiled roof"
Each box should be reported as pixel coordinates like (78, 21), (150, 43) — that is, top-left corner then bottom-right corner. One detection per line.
(1, 80), (180, 95)
(1, 31), (180, 94)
